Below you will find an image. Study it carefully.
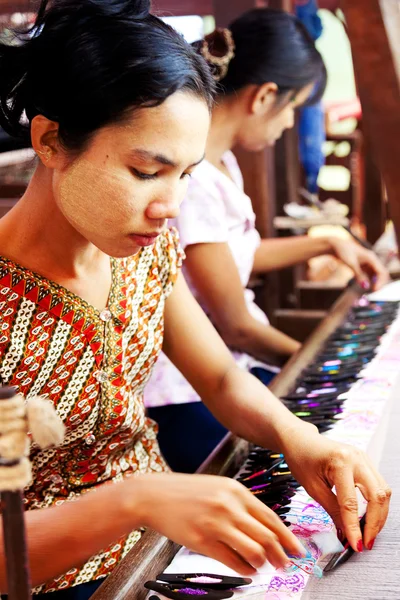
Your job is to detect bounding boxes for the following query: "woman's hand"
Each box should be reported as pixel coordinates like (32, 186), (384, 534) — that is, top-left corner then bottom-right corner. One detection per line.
(281, 425), (391, 551)
(329, 237), (390, 291)
(130, 472), (306, 574)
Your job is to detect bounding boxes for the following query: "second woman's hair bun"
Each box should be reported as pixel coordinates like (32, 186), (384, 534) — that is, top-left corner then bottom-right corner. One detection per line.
(198, 28), (235, 82)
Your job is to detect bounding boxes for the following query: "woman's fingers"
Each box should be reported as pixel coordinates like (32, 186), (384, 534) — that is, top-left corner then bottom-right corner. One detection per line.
(221, 525), (289, 570)
(329, 447), (391, 550)
(347, 256), (364, 281)
(245, 492), (306, 558)
(328, 467), (363, 550)
(201, 540), (257, 576)
(309, 458), (391, 551)
(359, 251), (390, 290)
(302, 480), (344, 535)
(234, 514), (301, 568)
(309, 464), (362, 551)
(355, 467), (391, 548)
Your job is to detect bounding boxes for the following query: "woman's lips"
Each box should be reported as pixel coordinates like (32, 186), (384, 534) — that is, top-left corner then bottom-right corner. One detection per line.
(129, 232), (160, 247)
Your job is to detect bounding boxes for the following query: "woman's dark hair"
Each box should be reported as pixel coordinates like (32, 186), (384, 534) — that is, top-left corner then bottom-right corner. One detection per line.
(0, 0), (215, 150)
(194, 8), (326, 106)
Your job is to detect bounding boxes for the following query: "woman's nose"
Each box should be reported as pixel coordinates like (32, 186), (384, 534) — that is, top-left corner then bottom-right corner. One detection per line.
(145, 189), (181, 221)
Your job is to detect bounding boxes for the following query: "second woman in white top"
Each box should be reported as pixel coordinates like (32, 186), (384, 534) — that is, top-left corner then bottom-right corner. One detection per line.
(145, 8), (389, 473)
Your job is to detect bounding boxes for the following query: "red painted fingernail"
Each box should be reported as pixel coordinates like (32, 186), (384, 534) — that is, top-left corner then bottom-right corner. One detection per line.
(337, 528), (343, 542)
(357, 539), (363, 552)
(367, 539), (375, 551)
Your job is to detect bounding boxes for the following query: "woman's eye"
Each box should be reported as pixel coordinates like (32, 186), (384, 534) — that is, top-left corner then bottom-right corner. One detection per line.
(131, 168), (192, 181)
(131, 168), (158, 180)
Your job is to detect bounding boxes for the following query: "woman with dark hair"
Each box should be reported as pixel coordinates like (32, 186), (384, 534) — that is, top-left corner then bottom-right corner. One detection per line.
(146, 8), (388, 472)
(0, 2), (390, 597)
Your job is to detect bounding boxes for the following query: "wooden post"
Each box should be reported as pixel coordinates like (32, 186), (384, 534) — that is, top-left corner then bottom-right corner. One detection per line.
(341, 0), (400, 247)
(1, 488), (31, 600)
(362, 126), (386, 245)
(0, 0), (35, 12)
(0, 387), (31, 600)
(214, 0), (270, 26)
(268, 0), (292, 9)
(234, 144), (281, 320)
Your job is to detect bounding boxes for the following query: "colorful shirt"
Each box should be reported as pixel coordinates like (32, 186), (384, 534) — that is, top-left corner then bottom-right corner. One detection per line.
(145, 152), (277, 409)
(0, 228), (183, 593)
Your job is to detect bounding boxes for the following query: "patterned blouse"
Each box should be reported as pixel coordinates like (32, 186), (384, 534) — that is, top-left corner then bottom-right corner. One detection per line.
(0, 228), (183, 593)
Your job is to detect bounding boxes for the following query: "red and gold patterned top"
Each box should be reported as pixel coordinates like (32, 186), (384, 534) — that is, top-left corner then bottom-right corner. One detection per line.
(0, 228), (183, 593)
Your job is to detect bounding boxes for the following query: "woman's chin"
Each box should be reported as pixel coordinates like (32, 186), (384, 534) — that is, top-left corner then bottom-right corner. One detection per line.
(89, 238), (143, 259)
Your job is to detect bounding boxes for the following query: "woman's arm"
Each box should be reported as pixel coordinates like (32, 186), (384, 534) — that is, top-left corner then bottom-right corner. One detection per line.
(163, 272), (313, 449)
(252, 235), (389, 291)
(0, 479), (138, 588)
(252, 236), (333, 274)
(0, 468), (308, 588)
(184, 242), (300, 361)
(163, 273), (391, 552)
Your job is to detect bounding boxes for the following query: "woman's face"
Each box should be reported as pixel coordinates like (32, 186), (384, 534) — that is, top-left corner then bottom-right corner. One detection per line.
(52, 91), (210, 257)
(238, 84), (314, 151)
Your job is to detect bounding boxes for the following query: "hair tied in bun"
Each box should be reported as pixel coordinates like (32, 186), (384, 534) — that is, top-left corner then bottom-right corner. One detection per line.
(200, 28), (235, 81)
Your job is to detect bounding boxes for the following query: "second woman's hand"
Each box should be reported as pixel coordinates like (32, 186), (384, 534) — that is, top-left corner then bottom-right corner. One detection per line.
(280, 424), (391, 552)
(329, 237), (390, 291)
(128, 472), (306, 574)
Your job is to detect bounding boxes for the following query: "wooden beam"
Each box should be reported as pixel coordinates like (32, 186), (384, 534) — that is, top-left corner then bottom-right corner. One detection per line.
(341, 0), (400, 247)
(0, 0), (35, 13)
(318, 0), (340, 9)
(268, 0), (292, 10)
(297, 281), (344, 310)
(213, 0), (291, 28)
(274, 308), (326, 341)
(213, 0), (268, 27)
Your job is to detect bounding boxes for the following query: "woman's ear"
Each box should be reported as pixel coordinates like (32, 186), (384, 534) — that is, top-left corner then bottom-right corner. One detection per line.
(250, 82), (278, 116)
(31, 115), (63, 168)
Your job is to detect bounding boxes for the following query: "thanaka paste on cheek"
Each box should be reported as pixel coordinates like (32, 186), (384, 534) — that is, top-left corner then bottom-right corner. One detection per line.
(57, 156), (143, 257)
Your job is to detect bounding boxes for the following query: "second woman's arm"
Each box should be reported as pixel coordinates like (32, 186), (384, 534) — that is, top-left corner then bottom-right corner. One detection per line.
(184, 242), (300, 361)
(252, 235), (389, 290)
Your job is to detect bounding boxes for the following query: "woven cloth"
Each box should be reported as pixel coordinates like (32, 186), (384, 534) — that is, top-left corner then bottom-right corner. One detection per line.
(306, 392), (400, 599)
